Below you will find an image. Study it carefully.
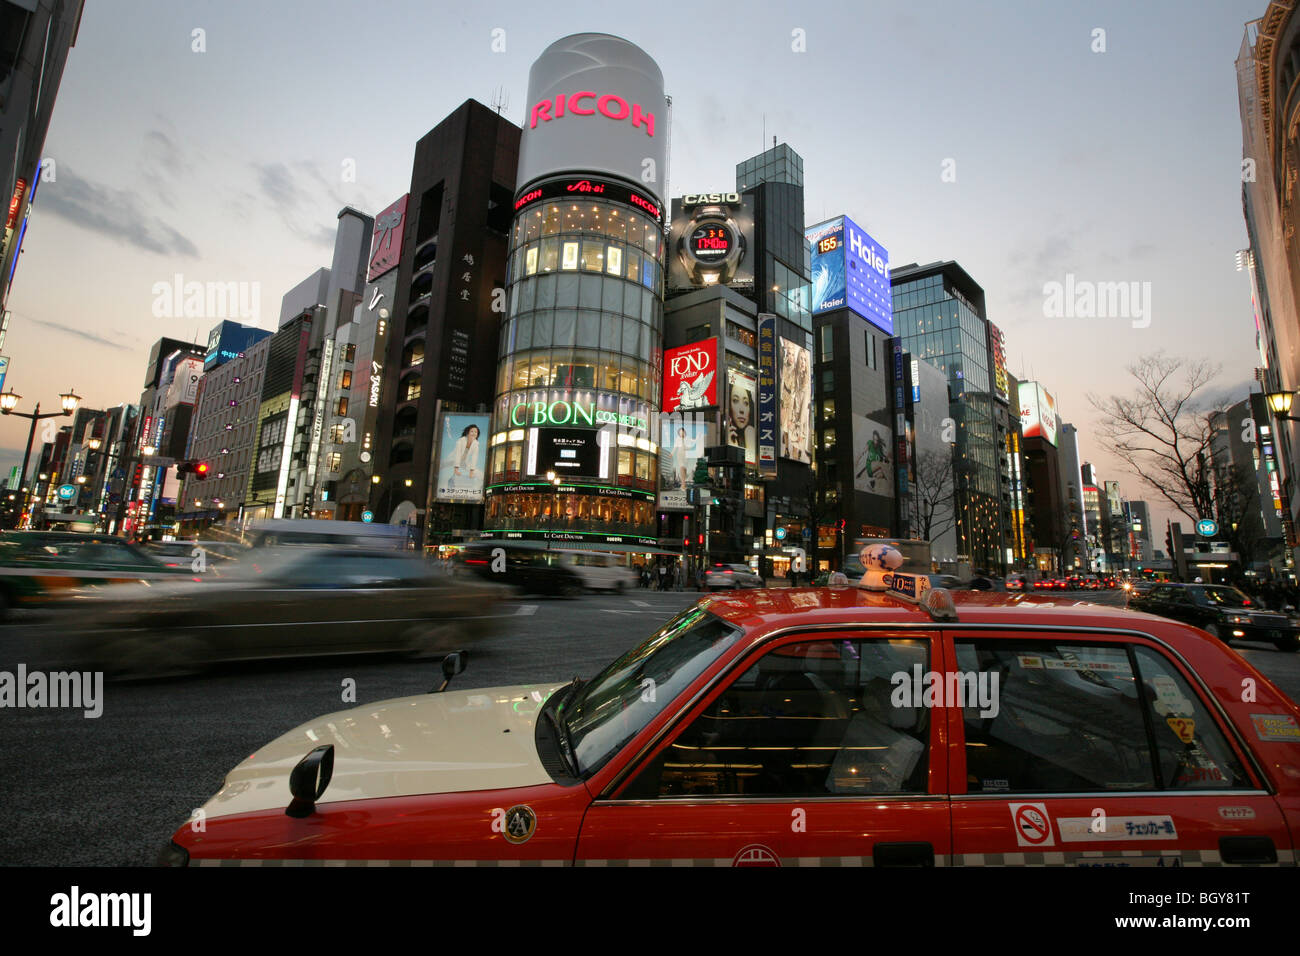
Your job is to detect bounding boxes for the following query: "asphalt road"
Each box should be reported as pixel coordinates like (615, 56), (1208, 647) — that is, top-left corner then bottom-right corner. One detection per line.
(0, 586), (1296, 866)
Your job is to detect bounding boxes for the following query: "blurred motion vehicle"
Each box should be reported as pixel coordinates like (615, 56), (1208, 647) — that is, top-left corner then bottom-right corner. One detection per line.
(1127, 583), (1299, 651)
(554, 551), (639, 592)
(0, 531), (186, 618)
(142, 540), (243, 575)
(162, 586), (1300, 867)
(461, 541), (586, 597)
(243, 518), (412, 550)
(66, 547), (508, 677)
(704, 563), (763, 590)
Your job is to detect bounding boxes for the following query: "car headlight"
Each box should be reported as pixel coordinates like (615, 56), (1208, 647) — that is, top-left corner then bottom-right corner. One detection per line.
(1226, 614), (1251, 625)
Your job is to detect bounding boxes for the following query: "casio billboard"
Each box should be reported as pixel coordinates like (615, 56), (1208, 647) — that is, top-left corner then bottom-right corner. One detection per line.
(516, 34), (669, 206)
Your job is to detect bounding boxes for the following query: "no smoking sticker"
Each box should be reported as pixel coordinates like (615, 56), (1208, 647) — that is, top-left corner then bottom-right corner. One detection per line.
(1010, 802), (1054, 847)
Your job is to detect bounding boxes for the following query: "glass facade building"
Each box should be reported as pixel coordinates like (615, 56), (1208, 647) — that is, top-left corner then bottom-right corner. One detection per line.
(486, 188), (666, 543)
(891, 261), (1006, 570)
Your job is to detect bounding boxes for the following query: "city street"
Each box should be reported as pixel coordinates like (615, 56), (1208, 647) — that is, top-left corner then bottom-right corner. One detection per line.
(0, 588), (700, 866)
(1, 586), (1296, 866)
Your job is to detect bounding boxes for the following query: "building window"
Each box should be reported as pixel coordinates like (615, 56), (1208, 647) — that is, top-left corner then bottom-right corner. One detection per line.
(326, 453), (342, 473)
(336, 397), (349, 416)
(821, 398), (835, 422)
(865, 331), (877, 370)
(343, 344), (356, 364)
(339, 370), (352, 390)
(819, 324), (833, 362)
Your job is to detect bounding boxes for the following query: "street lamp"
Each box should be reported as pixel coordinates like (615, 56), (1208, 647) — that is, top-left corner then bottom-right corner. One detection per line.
(0, 387), (81, 528)
(1266, 390), (1297, 420)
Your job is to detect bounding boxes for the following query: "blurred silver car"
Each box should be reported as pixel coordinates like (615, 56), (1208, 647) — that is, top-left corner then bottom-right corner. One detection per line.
(63, 548), (508, 677)
(704, 563), (763, 590)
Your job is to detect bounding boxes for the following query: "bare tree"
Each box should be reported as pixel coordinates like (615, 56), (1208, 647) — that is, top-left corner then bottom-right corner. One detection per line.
(1088, 354), (1226, 523)
(910, 449), (959, 542)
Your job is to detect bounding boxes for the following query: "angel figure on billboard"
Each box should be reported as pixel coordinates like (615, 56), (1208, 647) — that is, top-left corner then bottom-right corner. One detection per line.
(675, 370), (714, 411)
(856, 429), (891, 492)
(450, 424), (481, 488)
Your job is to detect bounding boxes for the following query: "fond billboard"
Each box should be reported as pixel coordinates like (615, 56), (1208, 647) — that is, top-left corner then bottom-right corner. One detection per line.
(662, 338), (718, 413)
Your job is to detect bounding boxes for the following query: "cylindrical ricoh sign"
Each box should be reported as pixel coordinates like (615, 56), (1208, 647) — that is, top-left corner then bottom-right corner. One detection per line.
(517, 33), (668, 205)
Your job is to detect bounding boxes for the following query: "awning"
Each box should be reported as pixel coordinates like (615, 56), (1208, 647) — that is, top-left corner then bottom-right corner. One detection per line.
(478, 538), (680, 557)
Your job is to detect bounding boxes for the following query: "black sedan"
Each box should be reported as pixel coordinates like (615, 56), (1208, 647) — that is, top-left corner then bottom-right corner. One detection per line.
(1127, 582), (1299, 651)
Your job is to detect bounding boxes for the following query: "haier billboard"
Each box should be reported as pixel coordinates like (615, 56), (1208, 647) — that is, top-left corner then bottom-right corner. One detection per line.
(806, 215), (892, 335)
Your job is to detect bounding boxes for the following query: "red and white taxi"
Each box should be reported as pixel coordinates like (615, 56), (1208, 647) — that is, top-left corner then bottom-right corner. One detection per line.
(162, 585), (1300, 867)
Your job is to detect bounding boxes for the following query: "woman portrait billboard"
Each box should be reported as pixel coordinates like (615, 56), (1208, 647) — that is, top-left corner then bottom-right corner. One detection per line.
(434, 413), (491, 502)
(725, 367), (758, 468)
(779, 338), (811, 463)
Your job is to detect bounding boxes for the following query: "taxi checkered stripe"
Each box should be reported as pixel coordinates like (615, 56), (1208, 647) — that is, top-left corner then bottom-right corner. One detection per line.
(191, 848), (1295, 867)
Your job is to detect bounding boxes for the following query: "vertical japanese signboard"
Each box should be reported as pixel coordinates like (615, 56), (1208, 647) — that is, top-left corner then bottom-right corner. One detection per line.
(757, 313), (778, 478)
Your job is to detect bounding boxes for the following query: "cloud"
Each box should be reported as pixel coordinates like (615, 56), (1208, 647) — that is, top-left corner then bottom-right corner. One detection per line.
(38, 170), (200, 257)
(252, 160), (352, 248)
(19, 315), (133, 351)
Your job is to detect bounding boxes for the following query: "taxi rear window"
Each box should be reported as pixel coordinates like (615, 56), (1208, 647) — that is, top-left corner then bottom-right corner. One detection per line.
(954, 640), (1252, 794)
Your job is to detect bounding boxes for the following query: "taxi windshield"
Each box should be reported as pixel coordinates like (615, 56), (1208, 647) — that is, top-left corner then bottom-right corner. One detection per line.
(561, 606), (740, 777)
(1199, 586), (1252, 608)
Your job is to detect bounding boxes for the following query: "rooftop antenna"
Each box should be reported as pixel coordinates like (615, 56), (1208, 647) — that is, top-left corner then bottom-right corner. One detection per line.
(490, 86), (509, 116)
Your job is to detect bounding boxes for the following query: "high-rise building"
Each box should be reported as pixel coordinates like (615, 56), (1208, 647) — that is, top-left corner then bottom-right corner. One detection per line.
(368, 100), (521, 541)
(484, 37), (667, 550)
(0, 0), (84, 310)
(891, 261), (1007, 571)
(1238, 11), (1300, 568)
(1210, 392), (1288, 573)
(179, 335), (273, 530)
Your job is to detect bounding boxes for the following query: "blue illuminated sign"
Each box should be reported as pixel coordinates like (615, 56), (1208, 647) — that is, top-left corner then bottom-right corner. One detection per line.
(806, 215), (892, 334)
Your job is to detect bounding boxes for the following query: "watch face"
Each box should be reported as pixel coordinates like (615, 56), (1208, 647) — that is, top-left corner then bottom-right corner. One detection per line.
(688, 222), (735, 262)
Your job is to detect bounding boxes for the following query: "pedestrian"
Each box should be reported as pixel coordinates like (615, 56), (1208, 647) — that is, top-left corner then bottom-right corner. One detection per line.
(658, 563), (668, 591)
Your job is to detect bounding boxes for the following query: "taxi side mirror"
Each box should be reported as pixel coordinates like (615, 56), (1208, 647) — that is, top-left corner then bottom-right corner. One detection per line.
(285, 745), (334, 818)
(433, 650), (468, 693)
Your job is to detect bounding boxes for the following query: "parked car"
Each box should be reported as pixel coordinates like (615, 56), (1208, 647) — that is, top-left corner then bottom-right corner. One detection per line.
(1127, 582), (1299, 652)
(704, 563), (764, 590)
(162, 584), (1300, 866)
(0, 531), (187, 618)
(64, 547), (509, 677)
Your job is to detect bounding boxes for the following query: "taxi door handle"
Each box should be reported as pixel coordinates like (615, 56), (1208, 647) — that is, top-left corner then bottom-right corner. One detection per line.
(874, 842), (934, 867)
(1218, 836), (1276, 865)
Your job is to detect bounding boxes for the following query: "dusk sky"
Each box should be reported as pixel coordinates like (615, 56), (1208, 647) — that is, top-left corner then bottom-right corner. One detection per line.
(0, 0), (1269, 534)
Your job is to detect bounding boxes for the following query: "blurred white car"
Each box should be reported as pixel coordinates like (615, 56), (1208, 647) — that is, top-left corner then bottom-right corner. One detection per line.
(704, 563), (763, 590)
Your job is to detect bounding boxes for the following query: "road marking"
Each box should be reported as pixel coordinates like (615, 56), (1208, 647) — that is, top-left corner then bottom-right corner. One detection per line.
(514, 605), (538, 617)
(632, 600), (650, 607)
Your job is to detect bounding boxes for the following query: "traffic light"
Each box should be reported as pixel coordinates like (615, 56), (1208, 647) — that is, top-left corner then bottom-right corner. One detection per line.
(194, 462), (210, 480)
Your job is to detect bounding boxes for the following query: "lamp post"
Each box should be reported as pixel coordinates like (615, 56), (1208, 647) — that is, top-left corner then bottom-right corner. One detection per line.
(0, 388), (81, 529)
